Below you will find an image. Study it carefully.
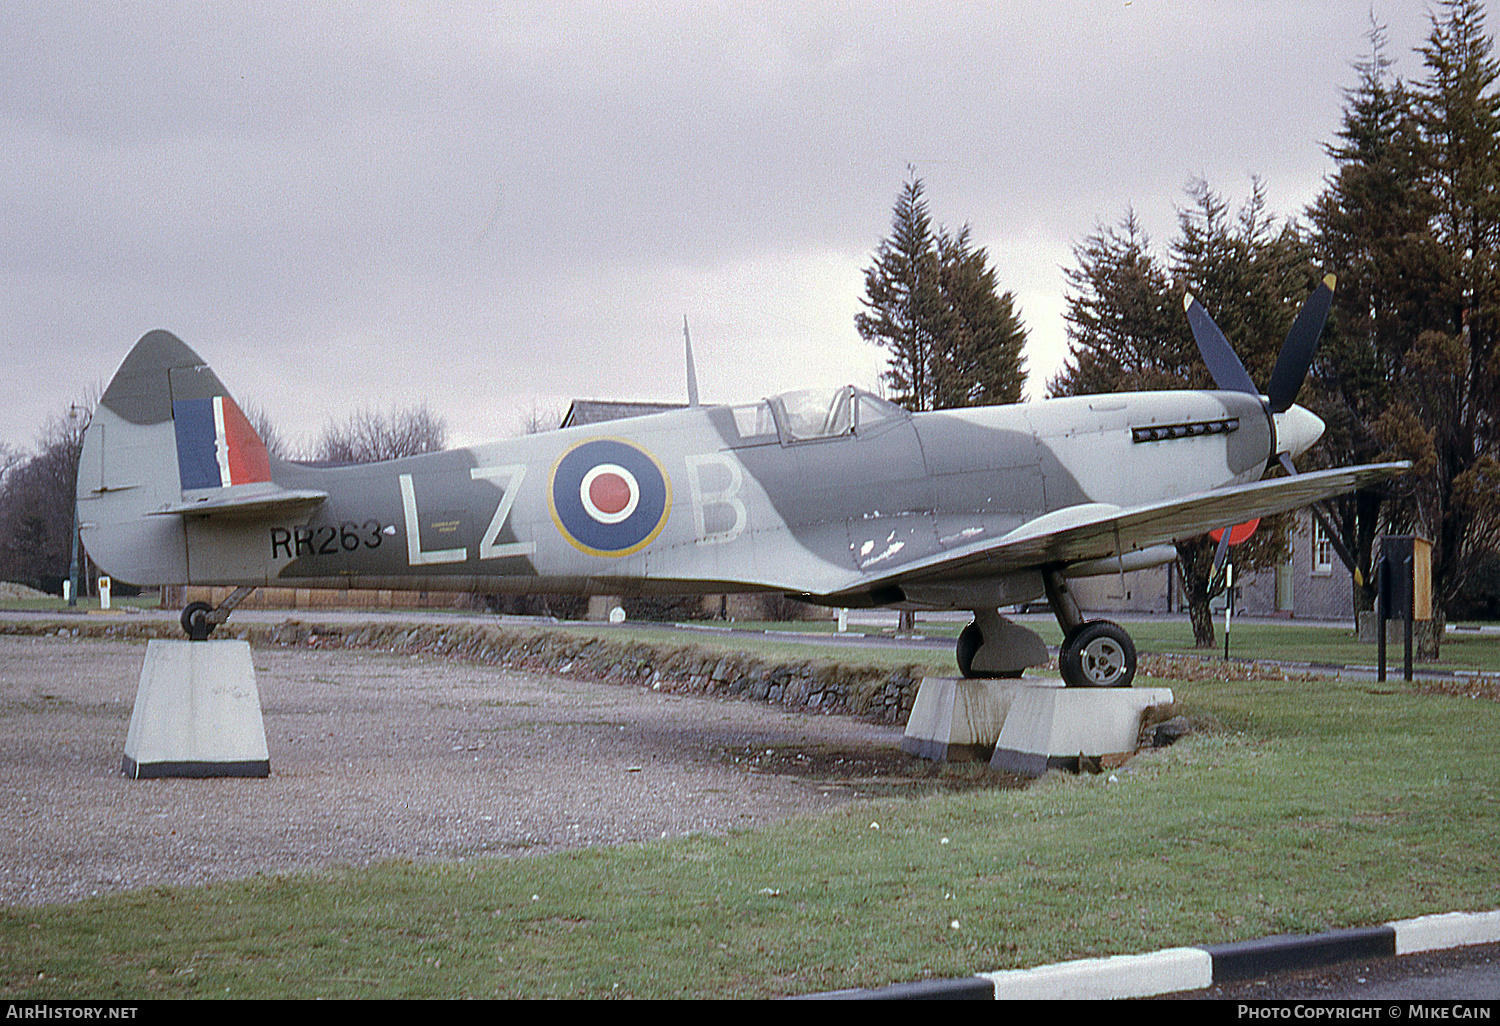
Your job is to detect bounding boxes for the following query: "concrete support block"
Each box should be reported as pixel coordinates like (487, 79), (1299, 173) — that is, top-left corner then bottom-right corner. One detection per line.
(587, 595), (623, 621)
(989, 683), (1173, 777)
(122, 639), (269, 779)
(901, 677), (1026, 761)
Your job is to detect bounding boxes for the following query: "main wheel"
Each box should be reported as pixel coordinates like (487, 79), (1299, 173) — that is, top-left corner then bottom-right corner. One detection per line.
(1058, 620), (1136, 687)
(955, 621), (1024, 679)
(181, 601), (215, 642)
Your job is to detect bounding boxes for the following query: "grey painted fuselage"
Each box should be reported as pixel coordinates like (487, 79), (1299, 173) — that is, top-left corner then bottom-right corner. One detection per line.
(79, 330), (1289, 613)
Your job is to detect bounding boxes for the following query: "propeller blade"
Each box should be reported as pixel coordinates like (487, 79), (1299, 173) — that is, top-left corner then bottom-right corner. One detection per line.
(1265, 274), (1336, 414)
(1188, 280), (1332, 586)
(1211, 526), (1233, 577)
(1184, 292), (1259, 396)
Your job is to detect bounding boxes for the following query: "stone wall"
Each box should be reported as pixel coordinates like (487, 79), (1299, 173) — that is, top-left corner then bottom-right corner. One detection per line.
(2, 618), (927, 725)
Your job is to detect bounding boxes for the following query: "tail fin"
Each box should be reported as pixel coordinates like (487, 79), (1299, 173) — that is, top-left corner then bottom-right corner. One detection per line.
(172, 393), (271, 491)
(79, 331), (319, 586)
(96, 329), (271, 492)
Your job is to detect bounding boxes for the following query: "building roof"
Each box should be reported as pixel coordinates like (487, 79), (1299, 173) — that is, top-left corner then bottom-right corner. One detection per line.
(559, 400), (686, 429)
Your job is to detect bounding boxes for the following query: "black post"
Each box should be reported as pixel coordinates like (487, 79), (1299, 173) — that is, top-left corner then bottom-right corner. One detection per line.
(1376, 557), (1388, 683)
(65, 404), (85, 608)
(1403, 553), (1414, 683)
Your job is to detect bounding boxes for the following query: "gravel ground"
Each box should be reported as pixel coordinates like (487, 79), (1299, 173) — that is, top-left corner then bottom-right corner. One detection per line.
(0, 633), (975, 908)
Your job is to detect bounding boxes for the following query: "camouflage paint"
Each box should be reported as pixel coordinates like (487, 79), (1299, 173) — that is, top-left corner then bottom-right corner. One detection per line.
(79, 331), (1400, 618)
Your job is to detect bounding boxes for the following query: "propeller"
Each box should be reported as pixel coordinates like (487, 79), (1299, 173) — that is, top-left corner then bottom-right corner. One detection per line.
(1266, 275), (1335, 414)
(1184, 273), (1335, 410)
(1183, 274), (1337, 576)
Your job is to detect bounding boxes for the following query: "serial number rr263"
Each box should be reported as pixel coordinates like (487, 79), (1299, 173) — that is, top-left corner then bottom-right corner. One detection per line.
(271, 521), (384, 558)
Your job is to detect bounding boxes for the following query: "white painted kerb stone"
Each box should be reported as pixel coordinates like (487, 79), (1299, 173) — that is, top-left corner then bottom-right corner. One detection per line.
(982, 947), (1213, 1000)
(122, 639), (269, 777)
(1391, 909), (1500, 955)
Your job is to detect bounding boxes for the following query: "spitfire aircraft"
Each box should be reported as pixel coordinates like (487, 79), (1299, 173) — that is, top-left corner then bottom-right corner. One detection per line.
(77, 276), (1406, 688)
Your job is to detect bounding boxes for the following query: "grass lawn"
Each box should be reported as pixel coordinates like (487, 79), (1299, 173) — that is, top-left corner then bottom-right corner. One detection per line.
(2, 669), (1497, 999)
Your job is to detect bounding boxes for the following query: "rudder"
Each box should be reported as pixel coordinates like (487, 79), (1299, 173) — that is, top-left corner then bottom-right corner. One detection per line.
(79, 330), (270, 585)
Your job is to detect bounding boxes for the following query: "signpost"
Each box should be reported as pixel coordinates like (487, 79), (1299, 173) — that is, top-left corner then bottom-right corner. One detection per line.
(1376, 535), (1432, 683)
(1224, 561), (1234, 660)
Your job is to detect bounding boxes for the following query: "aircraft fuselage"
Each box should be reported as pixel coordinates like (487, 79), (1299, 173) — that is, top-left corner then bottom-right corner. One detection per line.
(80, 385), (1273, 610)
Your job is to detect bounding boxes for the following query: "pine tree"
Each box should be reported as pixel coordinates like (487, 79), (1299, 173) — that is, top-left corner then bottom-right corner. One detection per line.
(858, 175), (1028, 411)
(1050, 209), (1188, 396)
(1306, 17), (1440, 615)
(1054, 185), (1310, 647)
(930, 227), (1028, 408)
(856, 176), (944, 411)
(1376, 0), (1500, 618)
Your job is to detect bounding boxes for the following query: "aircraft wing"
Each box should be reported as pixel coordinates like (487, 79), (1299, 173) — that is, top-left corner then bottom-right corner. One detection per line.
(859, 462), (1410, 589)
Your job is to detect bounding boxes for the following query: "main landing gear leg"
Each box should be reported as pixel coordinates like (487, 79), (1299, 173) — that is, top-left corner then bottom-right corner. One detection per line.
(1043, 568), (1136, 688)
(180, 586), (257, 642)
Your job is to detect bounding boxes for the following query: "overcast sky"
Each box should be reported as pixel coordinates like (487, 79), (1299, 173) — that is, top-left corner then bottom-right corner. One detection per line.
(0, 1), (1444, 452)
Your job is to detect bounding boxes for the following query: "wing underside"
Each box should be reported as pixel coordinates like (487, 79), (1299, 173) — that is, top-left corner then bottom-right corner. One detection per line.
(855, 462), (1409, 591)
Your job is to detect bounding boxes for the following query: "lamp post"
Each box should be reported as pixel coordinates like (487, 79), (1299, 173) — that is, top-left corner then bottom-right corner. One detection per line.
(66, 404), (84, 608)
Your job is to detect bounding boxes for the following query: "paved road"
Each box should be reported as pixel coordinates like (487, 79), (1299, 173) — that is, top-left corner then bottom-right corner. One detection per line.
(1180, 942), (1500, 1001)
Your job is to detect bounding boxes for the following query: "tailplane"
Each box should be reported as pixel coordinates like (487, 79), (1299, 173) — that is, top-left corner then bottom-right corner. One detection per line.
(79, 331), (322, 586)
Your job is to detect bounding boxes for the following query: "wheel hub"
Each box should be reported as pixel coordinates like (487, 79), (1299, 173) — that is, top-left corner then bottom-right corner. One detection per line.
(1079, 636), (1127, 685)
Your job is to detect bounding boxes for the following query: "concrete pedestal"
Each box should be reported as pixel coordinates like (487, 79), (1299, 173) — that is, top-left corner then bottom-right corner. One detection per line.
(901, 677), (1027, 761)
(122, 639), (269, 778)
(989, 682), (1173, 777)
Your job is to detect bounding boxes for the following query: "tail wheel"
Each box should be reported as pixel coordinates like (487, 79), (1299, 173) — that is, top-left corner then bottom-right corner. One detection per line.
(1059, 620), (1136, 688)
(180, 601), (215, 642)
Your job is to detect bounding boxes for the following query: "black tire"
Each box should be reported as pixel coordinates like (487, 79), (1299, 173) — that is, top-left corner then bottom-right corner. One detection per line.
(1058, 620), (1136, 688)
(181, 601), (215, 642)
(955, 621), (1024, 679)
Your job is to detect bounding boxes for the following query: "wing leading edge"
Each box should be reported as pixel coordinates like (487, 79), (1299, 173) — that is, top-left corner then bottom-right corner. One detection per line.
(856, 462), (1410, 591)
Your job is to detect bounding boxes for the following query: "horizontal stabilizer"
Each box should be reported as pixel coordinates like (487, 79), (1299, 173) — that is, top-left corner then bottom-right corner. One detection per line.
(150, 483), (328, 519)
(860, 462), (1411, 589)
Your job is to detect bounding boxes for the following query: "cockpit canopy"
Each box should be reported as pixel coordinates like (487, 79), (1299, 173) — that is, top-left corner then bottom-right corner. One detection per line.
(727, 386), (907, 446)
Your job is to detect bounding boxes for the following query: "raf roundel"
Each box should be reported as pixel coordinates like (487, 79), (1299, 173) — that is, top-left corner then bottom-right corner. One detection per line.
(549, 439), (672, 557)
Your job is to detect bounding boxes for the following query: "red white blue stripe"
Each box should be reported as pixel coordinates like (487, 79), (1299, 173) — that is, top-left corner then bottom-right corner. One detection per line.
(173, 395), (271, 491)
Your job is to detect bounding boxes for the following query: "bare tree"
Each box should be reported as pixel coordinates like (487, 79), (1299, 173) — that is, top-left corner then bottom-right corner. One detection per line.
(312, 403), (448, 464)
(0, 443), (22, 489)
(0, 400), (93, 591)
(515, 401), (565, 436)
